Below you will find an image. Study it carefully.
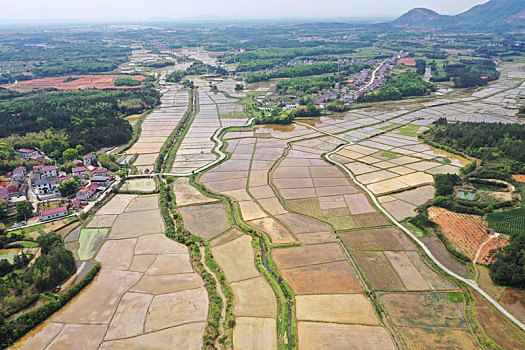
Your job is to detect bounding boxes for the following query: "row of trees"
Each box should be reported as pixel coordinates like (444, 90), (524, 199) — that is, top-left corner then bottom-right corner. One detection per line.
(255, 103), (321, 125)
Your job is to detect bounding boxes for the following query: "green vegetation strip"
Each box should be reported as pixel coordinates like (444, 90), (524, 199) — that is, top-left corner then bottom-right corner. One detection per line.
(191, 174), (295, 350)
(154, 89), (195, 172)
(0, 263), (101, 348)
(158, 178), (231, 349)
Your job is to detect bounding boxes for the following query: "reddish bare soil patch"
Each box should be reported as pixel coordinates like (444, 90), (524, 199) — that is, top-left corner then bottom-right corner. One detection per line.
(428, 206), (489, 260)
(7, 74), (145, 92)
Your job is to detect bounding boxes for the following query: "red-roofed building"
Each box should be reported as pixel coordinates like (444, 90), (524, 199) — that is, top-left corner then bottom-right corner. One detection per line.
(91, 168), (107, 177)
(72, 166), (87, 178)
(83, 154), (97, 166)
(0, 188), (8, 201)
(42, 165), (58, 178)
(13, 166), (26, 176)
(33, 165), (44, 175)
(18, 148), (39, 159)
(40, 206), (68, 221)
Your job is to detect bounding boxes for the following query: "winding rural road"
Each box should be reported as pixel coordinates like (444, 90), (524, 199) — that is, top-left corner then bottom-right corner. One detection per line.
(296, 121), (525, 332)
(357, 58), (389, 93)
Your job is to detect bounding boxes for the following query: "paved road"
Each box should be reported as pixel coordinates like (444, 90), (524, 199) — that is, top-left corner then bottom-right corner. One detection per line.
(357, 58), (389, 94)
(298, 121), (525, 332)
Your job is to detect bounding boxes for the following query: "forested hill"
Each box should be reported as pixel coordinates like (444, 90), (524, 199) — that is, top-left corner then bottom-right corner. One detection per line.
(392, 0), (525, 29)
(0, 88), (160, 153)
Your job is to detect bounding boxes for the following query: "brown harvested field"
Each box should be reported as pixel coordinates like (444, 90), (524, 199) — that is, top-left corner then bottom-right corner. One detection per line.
(129, 255), (156, 273)
(298, 322), (396, 350)
(145, 288), (208, 332)
(384, 251), (431, 290)
(212, 235), (260, 282)
(353, 212), (389, 227)
(96, 194), (135, 215)
(134, 233), (188, 255)
(239, 200), (267, 221)
(233, 317), (277, 350)
(428, 206), (489, 260)
(246, 217), (296, 244)
(287, 198), (322, 218)
(173, 178), (222, 206)
(372, 227), (405, 250)
(275, 212), (331, 233)
(296, 294), (379, 324)
(296, 231), (337, 244)
(257, 197), (288, 216)
(87, 214), (117, 228)
(280, 261), (362, 294)
(421, 237), (469, 278)
(210, 228), (244, 247)
(41, 324), (107, 349)
(146, 254), (193, 275)
(130, 273), (203, 295)
(353, 251), (405, 291)
(12, 322), (64, 350)
(406, 251), (456, 290)
(399, 327), (480, 350)
(53, 269), (142, 324)
(500, 288), (525, 323)
(109, 209), (165, 239)
(381, 292), (466, 328)
(124, 195), (159, 212)
(6, 74), (145, 92)
(178, 202), (230, 240)
(105, 292), (153, 340)
(99, 322), (207, 349)
(344, 193), (376, 214)
(230, 276), (276, 318)
(473, 291), (525, 349)
(96, 239), (136, 270)
(272, 243), (345, 269)
(340, 230), (381, 250)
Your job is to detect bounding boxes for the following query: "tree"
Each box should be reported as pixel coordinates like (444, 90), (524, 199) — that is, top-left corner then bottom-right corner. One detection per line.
(15, 201), (33, 221)
(58, 177), (81, 197)
(62, 148), (78, 161)
(0, 201), (6, 220)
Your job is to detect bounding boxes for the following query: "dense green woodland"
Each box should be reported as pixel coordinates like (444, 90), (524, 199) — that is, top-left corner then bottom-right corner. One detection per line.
(0, 43), (130, 83)
(424, 119), (525, 173)
(430, 59), (500, 88)
(361, 71), (437, 102)
(0, 88), (159, 172)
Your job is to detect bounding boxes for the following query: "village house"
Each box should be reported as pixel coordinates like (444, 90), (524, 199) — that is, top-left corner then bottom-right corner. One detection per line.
(76, 188), (94, 201)
(35, 178), (59, 195)
(91, 168), (108, 177)
(13, 166), (26, 176)
(17, 148), (39, 159)
(33, 165), (43, 175)
(42, 165), (58, 178)
(0, 188), (8, 202)
(40, 206), (68, 221)
(72, 166), (88, 179)
(83, 154), (97, 166)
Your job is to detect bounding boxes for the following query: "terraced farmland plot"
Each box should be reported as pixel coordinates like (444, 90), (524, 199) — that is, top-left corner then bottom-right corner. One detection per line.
(15, 194), (208, 349)
(128, 86), (189, 171)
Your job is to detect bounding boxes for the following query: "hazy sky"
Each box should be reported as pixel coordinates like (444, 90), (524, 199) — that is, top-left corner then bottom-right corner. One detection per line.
(1, 0), (487, 21)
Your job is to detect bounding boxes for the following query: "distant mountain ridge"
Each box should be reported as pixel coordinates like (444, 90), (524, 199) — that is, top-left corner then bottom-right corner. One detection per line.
(393, 0), (525, 29)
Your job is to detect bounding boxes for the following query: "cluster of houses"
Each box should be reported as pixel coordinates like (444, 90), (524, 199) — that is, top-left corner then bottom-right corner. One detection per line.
(1, 149), (115, 222)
